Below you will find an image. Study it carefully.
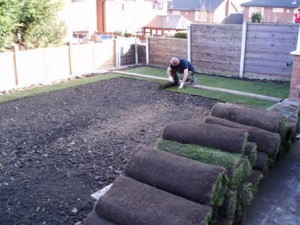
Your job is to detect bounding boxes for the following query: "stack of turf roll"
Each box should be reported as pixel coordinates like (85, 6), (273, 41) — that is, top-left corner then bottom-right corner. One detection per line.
(210, 102), (289, 162)
(156, 120), (254, 225)
(85, 145), (225, 225)
(204, 116), (281, 174)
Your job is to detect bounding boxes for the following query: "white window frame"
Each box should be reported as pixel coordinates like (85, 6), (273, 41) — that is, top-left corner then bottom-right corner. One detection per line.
(272, 8), (284, 13)
(172, 10), (180, 15)
(249, 7), (264, 18)
(195, 11), (207, 22)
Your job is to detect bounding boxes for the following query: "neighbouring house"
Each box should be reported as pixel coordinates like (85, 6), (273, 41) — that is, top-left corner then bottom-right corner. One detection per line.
(96, 0), (170, 34)
(167, 0), (241, 24)
(241, 0), (300, 23)
(222, 13), (244, 24)
(59, 0), (98, 43)
(142, 15), (192, 36)
(59, 0), (170, 43)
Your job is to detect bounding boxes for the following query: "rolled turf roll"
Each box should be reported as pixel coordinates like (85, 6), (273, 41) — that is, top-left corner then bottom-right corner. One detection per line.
(235, 183), (254, 225)
(84, 211), (116, 225)
(162, 120), (248, 154)
(215, 217), (233, 225)
(156, 139), (251, 190)
(210, 102), (286, 135)
(253, 151), (270, 173)
(217, 189), (237, 220)
(158, 81), (176, 90)
(247, 170), (263, 195)
(95, 175), (212, 225)
(243, 142), (257, 168)
(125, 145), (228, 207)
(204, 116), (280, 156)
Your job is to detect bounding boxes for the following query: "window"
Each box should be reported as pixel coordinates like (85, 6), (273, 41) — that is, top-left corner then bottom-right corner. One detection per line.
(273, 8), (284, 13)
(172, 11), (180, 15)
(195, 11), (207, 22)
(249, 7), (264, 18)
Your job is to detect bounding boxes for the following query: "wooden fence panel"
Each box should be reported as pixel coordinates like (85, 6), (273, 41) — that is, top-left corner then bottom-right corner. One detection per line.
(0, 52), (15, 91)
(190, 24), (243, 77)
(138, 45), (146, 64)
(94, 41), (115, 70)
(243, 23), (298, 79)
(120, 44), (135, 66)
(17, 49), (47, 87)
(71, 44), (95, 75)
(44, 46), (70, 81)
(149, 37), (187, 67)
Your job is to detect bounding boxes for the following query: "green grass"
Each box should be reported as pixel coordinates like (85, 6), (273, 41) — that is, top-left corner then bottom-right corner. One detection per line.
(0, 66), (290, 109)
(126, 67), (289, 98)
(0, 74), (118, 104)
(125, 66), (290, 108)
(156, 138), (251, 190)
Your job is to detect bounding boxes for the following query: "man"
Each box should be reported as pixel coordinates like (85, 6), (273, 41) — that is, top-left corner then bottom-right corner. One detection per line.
(161, 57), (196, 89)
(295, 8), (300, 23)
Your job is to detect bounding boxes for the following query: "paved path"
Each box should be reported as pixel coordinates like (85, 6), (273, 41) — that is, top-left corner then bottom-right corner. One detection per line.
(246, 140), (300, 225)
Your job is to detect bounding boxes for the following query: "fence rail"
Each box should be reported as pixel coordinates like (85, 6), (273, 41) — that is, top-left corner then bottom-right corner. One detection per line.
(0, 38), (136, 92)
(1, 23), (299, 92)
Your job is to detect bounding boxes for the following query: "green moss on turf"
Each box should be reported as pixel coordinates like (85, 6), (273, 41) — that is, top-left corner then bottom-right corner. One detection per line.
(156, 139), (250, 190)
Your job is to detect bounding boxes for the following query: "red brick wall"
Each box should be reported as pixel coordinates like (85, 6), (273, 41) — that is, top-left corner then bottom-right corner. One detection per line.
(290, 55), (300, 99)
(243, 6), (296, 23)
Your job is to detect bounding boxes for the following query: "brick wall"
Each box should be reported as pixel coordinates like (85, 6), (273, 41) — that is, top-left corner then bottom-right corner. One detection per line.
(290, 54), (300, 99)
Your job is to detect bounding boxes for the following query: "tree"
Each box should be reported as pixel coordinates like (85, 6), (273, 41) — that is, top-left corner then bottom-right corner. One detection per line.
(0, 0), (67, 52)
(0, 0), (19, 51)
(251, 12), (263, 23)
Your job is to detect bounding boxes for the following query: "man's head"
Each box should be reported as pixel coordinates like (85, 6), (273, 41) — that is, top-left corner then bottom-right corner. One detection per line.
(170, 57), (180, 66)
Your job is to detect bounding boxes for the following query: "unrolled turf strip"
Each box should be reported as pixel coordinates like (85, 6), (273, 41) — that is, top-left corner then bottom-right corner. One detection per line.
(84, 211), (116, 225)
(210, 102), (286, 134)
(162, 120), (248, 154)
(204, 116), (280, 156)
(125, 145), (228, 207)
(95, 175), (212, 225)
(156, 139), (251, 190)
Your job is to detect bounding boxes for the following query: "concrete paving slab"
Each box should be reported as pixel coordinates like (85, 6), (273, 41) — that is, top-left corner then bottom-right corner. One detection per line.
(245, 140), (300, 225)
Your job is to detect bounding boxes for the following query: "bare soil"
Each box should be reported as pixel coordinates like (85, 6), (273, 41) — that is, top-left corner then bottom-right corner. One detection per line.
(0, 77), (218, 225)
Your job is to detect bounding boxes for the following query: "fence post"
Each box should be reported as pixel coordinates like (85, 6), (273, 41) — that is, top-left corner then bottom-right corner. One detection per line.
(115, 39), (121, 68)
(146, 36), (149, 64)
(135, 38), (138, 64)
(239, 21), (247, 79)
(187, 25), (191, 62)
(68, 42), (73, 76)
(12, 44), (19, 86)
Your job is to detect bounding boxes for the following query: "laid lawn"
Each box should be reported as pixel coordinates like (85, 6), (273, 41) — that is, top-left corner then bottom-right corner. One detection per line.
(0, 66), (290, 109)
(125, 67), (289, 99)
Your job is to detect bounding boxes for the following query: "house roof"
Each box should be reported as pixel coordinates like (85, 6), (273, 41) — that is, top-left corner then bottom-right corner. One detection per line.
(144, 15), (192, 30)
(222, 13), (244, 24)
(168, 0), (224, 11)
(241, 0), (300, 8)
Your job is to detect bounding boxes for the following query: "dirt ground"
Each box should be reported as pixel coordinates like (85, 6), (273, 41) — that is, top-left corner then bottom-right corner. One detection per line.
(0, 77), (218, 225)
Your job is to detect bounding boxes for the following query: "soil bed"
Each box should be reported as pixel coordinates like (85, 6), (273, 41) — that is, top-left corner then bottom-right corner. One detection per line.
(0, 77), (217, 225)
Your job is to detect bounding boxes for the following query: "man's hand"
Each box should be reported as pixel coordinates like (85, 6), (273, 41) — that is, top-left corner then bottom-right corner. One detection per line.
(178, 82), (184, 89)
(168, 76), (173, 82)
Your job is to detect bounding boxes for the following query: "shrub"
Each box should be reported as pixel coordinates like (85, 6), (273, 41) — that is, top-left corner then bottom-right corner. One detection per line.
(174, 32), (187, 39)
(251, 12), (262, 23)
